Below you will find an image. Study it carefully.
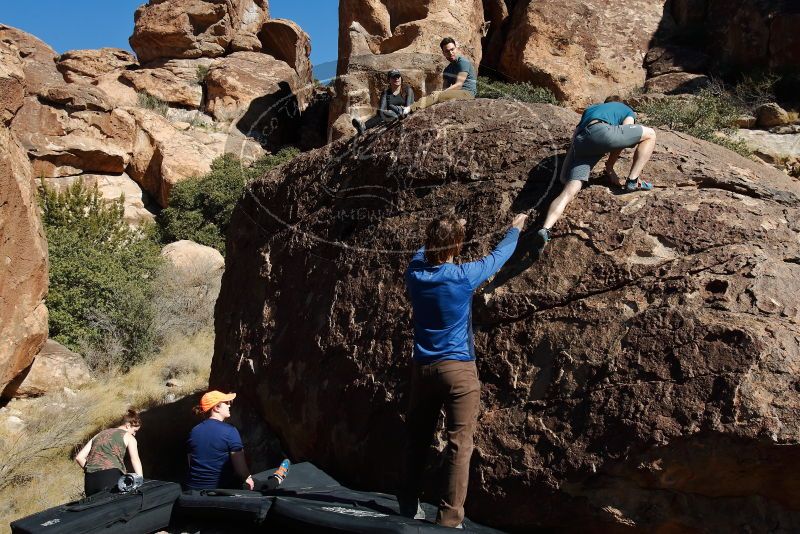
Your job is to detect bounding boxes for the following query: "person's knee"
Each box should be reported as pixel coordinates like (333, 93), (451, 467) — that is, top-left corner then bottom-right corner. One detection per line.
(641, 127), (656, 141)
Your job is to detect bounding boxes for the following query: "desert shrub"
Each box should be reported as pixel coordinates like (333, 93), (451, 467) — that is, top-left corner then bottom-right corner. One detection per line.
(731, 72), (779, 111)
(477, 76), (559, 105)
(158, 147), (299, 253)
(137, 91), (169, 116)
(638, 84), (751, 157)
(196, 64), (210, 84)
(40, 180), (162, 370)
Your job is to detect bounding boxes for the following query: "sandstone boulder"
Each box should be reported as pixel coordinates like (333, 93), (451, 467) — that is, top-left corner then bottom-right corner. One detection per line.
(92, 71), (140, 108)
(126, 107), (215, 207)
(129, 0), (269, 64)
(0, 127), (48, 399)
(734, 128), (800, 168)
(204, 51), (306, 147)
(330, 0), (485, 140)
(643, 45), (709, 78)
(258, 19), (313, 87)
(213, 99), (800, 531)
(0, 24), (63, 96)
(11, 96), (135, 177)
(496, 0), (666, 107)
(120, 59), (208, 108)
(756, 102), (791, 128)
(11, 340), (92, 398)
(56, 48), (137, 84)
(159, 240), (225, 335)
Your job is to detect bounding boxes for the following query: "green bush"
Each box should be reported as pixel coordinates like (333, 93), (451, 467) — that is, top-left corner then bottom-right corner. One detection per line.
(41, 180), (162, 370)
(137, 91), (169, 116)
(477, 77), (559, 105)
(196, 64), (210, 84)
(158, 147), (299, 253)
(638, 84), (751, 157)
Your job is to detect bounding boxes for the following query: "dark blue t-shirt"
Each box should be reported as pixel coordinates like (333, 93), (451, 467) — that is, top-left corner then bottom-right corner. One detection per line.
(443, 56), (477, 96)
(186, 419), (244, 489)
(405, 228), (519, 363)
(577, 102), (637, 131)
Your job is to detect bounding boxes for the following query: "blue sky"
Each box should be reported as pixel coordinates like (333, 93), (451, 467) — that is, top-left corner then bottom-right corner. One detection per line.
(0, 0), (338, 80)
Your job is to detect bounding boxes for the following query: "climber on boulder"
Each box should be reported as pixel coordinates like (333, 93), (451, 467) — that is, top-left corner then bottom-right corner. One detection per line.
(534, 95), (657, 255)
(399, 212), (527, 528)
(352, 69), (415, 135)
(405, 37), (477, 114)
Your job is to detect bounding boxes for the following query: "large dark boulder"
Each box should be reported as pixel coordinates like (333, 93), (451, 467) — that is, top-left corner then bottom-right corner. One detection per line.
(212, 99), (800, 532)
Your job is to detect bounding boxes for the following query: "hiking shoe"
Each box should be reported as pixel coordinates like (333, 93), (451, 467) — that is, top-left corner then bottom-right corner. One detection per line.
(624, 177), (653, 191)
(534, 227), (551, 256)
(352, 117), (365, 136)
(398, 497), (425, 520)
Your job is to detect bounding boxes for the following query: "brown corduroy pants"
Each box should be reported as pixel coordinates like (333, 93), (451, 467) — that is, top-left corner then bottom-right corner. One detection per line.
(402, 359), (481, 527)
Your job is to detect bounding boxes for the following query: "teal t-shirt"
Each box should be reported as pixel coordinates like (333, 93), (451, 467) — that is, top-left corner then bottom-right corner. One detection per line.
(577, 102), (637, 130)
(443, 56), (477, 96)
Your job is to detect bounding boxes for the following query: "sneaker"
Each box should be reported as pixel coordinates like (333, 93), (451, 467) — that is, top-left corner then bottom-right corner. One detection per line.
(534, 227), (551, 256)
(351, 117), (365, 136)
(398, 497), (425, 520)
(269, 459), (291, 485)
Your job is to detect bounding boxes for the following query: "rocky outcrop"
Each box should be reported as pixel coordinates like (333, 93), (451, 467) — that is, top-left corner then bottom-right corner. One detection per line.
(495, 0), (666, 106)
(330, 0), (485, 140)
(0, 126), (48, 400)
(0, 37), (25, 125)
(129, 0), (269, 64)
(258, 19), (312, 89)
(127, 107), (215, 207)
(56, 48), (138, 84)
(10, 340), (92, 398)
(213, 99), (800, 531)
(669, 0), (800, 71)
(0, 24), (64, 96)
(120, 59), (209, 108)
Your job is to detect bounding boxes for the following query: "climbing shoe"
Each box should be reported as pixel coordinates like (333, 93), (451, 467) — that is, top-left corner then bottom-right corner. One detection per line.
(352, 118), (366, 136)
(534, 227), (551, 256)
(398, 497), (425, 520)
(624, 177), (653, 191)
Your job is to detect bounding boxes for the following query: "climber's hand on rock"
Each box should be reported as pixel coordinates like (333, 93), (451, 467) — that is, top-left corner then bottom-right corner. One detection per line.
(512, 213), (528, 231)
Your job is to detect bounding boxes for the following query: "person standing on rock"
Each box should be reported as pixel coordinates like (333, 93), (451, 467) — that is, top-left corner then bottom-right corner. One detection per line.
(186, 390), (255, 490)
(406, 37), (477, 113)
(352, 69), (416, 135)
(399, 213), (527, 528)
(75, 409), (144, 496)
(534, 96), (657, 254)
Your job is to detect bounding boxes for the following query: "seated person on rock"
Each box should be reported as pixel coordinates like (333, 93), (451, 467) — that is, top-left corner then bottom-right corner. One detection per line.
(75, 409), (144, 496)
(534, 95), (657, 254)
(352, 69), (415, 135)
(407, 37), (477, 113)
(186, 390), (254, 490)
(399, 212), (527, 528)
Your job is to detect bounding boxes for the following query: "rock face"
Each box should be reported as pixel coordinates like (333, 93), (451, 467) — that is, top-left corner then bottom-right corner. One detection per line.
(127, 108), (216, 207)
(10, 339), (92, 398)
(669, 0), (800, 71)
(129, 0), (269, 64)
(258, 19), (313, 92)
(0, 24), (64, 96)
(213, 99), (800, 531)
(330, 0), (485, 140)
(56, 48), (138, 84)
(494, 0), (666, 107)
(0, 126), (48, 399)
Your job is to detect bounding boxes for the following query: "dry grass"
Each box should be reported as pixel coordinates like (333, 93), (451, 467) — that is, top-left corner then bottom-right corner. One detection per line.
(0, 331), (213, 531)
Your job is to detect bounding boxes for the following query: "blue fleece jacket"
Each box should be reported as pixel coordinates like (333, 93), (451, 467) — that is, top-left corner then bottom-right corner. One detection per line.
(405, 228), (520, 363)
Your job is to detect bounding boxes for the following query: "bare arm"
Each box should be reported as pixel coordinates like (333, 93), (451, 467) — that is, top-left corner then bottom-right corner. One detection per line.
(445, 71), (468, 91)
(230, 450), (254, 490)
(75, 439), (93, 469)
(623, 115), (635, 125)
(126, 436), (143, 477)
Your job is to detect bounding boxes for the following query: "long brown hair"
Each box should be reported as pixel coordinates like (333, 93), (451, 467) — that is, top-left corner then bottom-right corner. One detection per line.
(425, 215), (465, 265)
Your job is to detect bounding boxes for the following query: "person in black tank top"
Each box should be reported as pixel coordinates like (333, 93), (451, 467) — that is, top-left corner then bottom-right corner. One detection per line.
(352, 69), (415, 135)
